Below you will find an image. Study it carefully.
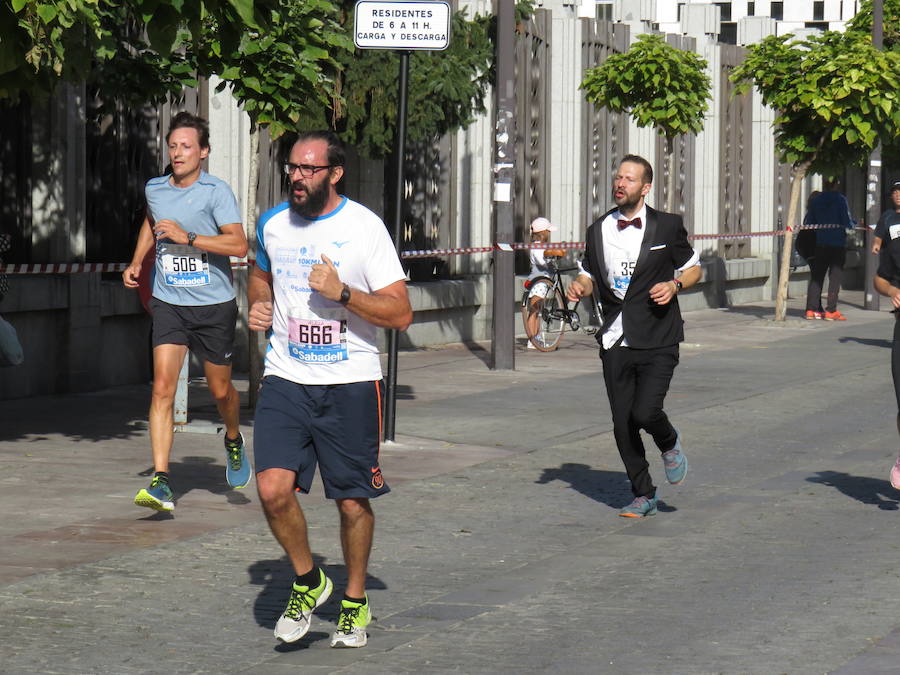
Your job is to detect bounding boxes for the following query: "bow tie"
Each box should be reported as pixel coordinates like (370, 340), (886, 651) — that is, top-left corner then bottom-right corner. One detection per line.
(617, 217), (642, 231)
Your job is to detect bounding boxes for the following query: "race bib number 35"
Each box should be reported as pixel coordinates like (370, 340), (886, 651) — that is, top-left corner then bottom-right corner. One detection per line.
(612, 258), (635, 293)
(288, 312), (348, 364)
(160, 244), (210, 287)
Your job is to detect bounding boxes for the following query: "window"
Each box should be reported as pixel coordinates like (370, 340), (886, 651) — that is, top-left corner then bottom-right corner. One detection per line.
(596, 2), (613, 20)
(719, 22), (737, 44)
(804, 21), (829, 30)
(714, 2), (732, 21)
(771, 1), (784, 20)
(748, 2), (755, 16)
(813, 1), (825, 20)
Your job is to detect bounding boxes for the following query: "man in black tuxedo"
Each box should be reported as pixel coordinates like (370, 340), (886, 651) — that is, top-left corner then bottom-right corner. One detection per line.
(567, 155), (702, 518)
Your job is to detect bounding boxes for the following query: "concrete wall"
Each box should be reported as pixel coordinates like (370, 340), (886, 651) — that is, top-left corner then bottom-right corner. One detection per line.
(0, 276), (150, 400)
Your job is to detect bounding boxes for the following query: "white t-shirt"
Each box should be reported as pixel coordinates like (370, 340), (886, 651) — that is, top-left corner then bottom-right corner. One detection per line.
(255, 197), (407, 385)
(528, 248), (553, 280)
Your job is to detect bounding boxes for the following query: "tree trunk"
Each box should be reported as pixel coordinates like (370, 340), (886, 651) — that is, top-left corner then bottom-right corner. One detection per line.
(664, 136), (676, 214)
(246, 122), (263, 408)
(773, 161), (810, 321)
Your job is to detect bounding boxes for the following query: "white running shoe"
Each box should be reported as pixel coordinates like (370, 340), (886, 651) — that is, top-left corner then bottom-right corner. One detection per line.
(274, 570), (333, 643)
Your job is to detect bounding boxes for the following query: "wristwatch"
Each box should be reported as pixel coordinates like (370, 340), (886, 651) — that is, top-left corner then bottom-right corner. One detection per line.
(339, 284), (352, 305)
(673, 279), (683, 293)
(187, 231), (197, 247)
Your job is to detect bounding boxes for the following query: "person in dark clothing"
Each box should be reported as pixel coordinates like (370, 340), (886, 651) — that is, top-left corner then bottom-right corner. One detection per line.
(871, 181), (900, 255)
(804, 177), (854, 321)
(566, 155), (702, 518)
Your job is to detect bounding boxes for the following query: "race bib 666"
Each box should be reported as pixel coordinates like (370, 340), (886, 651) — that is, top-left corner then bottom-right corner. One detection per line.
(287, 308), (349, 364)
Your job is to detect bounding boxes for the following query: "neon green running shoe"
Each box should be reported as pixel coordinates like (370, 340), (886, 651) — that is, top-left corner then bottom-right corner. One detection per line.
(330, 597), (371, 648)
(134, 476), (174, 511)
(274, 569), (333, 643)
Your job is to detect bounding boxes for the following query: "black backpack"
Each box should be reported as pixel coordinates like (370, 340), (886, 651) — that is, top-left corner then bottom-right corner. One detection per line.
(795, 228), (816, 261)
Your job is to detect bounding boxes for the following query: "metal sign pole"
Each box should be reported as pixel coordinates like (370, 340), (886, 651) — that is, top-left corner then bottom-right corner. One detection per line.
(864, 0), (883, 311)
(352, 1), (452, 440)
(383, 50), (410, 442)
(491, 0), (515, 370)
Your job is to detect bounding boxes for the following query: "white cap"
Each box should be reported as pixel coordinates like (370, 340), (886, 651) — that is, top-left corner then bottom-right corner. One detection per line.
(530, 217), (557, 233)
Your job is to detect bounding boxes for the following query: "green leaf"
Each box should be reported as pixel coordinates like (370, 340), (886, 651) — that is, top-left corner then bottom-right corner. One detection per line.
(226, 0), (258, 28)
(36, 4), (59, 23)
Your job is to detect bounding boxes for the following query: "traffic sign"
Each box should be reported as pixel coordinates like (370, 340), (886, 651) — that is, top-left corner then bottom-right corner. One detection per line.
(354, 1), (451, 51)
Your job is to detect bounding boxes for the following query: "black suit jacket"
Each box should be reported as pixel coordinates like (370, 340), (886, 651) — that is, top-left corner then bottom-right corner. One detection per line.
(584, 206), (696, 350)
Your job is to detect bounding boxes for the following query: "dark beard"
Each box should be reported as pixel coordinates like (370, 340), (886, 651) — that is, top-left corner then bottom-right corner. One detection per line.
(289, 178), (330, 219)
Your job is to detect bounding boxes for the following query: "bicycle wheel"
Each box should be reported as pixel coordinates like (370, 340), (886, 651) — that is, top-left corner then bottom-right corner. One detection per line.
(521, 278), (567, 351)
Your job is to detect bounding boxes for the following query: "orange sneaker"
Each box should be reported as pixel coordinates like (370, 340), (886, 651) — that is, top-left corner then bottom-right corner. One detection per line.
(805, 310), (823, 320)
(824, 310), (846, 321)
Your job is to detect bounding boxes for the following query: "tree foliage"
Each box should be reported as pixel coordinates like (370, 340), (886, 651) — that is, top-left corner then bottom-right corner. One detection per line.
(0, 0), (280, 103)
(207, 0), (351, 138)
(731, 30), (900, 175)
(846, 0), (900, 51)
(731, 28), (900, 321)
(580, 33), (711, 141)
(0, 0), (101, 99)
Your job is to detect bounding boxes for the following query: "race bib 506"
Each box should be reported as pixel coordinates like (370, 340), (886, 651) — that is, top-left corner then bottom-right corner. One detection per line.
(160, 243), (210, 287)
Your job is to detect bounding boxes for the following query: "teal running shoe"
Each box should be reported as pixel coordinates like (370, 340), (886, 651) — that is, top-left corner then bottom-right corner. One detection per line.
(618, 495), (657, 518)
(224, 432), (251, 488)
(330, 597), (372, 648)
(662, 433), (688, 485)
(134, 476), (174, 511)
(274, 569), (333, 643)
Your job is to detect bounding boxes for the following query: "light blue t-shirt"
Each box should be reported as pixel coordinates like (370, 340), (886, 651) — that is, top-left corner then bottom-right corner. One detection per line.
(146, 171), (242, 306)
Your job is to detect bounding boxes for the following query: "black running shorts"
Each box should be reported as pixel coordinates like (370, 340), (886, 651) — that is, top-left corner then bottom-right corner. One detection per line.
(253, 375), (389, 500)
(149, 297), (237, 366)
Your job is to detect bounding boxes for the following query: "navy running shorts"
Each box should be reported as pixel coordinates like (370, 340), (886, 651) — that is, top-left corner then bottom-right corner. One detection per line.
(149, 297), (237, 366)
(253, 375), (389, 500)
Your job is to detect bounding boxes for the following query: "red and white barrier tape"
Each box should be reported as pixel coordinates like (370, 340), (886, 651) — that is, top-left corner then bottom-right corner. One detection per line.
(0, 224), (858, 273)
(1, 260), (254, 275)
(400, 223), (853, 258)
(0, 262), (128, 274)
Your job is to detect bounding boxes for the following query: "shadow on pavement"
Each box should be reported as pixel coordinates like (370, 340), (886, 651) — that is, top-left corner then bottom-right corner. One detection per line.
(536, 462), (638, 509)
(462, 340), (491, 367)
(716, 304), (774, 320)
(0, 385), (151, 442)
(807, 471), (900, 510)
(838, 336), (892, 349)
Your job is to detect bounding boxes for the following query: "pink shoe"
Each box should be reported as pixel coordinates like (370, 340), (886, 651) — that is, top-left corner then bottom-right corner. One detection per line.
(891, 457), (900, 490)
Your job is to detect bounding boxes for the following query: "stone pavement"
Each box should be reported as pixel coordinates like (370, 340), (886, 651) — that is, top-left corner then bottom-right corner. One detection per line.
(1, 290), (900, 674)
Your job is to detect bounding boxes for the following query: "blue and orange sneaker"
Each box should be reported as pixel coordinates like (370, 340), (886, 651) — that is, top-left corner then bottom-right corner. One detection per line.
(618, 495), (657, 518)
(662, 434), (689, 485)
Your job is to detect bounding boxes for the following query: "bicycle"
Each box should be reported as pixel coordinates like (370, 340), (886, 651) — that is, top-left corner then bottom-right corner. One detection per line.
(521, 249), (597, 352)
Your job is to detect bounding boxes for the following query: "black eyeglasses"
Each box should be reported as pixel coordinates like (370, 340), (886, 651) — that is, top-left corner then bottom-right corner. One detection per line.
(283, 162), (333, 178)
